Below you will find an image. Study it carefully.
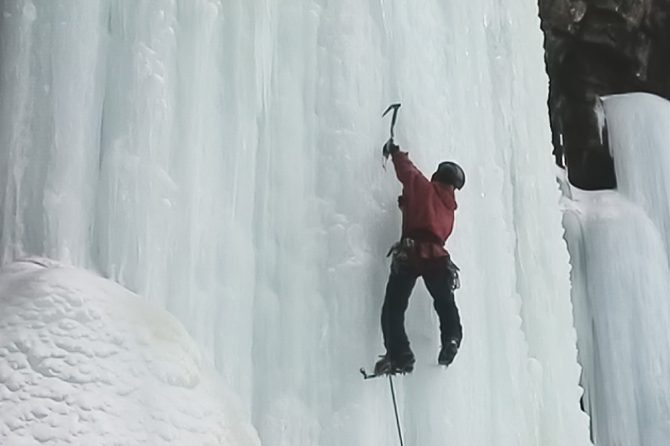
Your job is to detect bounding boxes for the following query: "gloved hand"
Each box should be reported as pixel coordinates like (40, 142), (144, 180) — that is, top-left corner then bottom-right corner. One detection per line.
(382, 139), (399, 158)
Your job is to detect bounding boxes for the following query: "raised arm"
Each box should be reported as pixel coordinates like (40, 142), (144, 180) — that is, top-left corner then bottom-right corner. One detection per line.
(391, 150), (428, 186)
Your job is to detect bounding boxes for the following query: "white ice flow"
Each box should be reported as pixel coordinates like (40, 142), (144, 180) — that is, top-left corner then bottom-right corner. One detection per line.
(0, 1), (594, 445)
(0, 258), (260, 445)
(562, 93), (670, 445)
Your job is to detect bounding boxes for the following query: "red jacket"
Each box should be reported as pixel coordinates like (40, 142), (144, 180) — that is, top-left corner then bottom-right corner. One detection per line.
(392, 151), (457, 259)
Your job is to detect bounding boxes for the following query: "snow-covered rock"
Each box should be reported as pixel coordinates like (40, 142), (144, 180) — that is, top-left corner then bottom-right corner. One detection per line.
(0, 258), (260, 445)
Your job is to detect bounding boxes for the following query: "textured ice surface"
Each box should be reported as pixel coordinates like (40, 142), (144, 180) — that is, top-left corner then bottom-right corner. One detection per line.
(604, 93), (670, 264)
(561, 93), (670, 445)
(0, 1), (591, 445)
(0, 259), (260, 446)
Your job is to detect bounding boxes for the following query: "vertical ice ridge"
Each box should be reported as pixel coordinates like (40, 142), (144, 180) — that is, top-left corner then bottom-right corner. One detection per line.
(564, 188), (670, 445)
(603, 94), (670, 265)
(564, 93), (670, 445)
(42, 1), (107, 265)
(0, 0), (37, 262)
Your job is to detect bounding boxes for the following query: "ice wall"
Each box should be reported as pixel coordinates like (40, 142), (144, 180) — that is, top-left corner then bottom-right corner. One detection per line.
(604, 94), (670, 262)
(0, 1), (591, 445)
(562, 93), (670, 445)
(563, 188), (670, 446)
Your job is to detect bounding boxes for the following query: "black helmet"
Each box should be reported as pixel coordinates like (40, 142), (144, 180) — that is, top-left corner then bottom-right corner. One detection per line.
(432, 161), (465, 189)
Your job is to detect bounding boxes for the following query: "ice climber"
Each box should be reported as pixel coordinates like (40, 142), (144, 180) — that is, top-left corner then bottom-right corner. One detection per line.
(374, 140), (464, 376)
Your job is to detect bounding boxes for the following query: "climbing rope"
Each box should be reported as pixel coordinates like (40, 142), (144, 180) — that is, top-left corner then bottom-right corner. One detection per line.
(388, 375), (405, 446)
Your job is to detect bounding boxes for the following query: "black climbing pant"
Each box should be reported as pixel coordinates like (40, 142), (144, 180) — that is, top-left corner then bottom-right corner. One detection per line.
(381, 255), (462, 358)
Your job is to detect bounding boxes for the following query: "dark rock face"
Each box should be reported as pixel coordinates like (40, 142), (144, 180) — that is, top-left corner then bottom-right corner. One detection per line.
(539, 0), (670, 189)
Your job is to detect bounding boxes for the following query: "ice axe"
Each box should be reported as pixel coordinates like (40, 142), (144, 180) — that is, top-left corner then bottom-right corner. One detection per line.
(382, 103), (401, 160)
(383, 103), (401, 139)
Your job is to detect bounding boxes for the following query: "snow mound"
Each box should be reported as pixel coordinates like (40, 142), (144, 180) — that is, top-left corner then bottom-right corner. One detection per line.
(0, 259), (260, 446)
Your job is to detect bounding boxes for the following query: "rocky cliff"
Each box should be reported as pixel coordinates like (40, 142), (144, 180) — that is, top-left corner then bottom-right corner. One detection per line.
(539, 0), (670, 189)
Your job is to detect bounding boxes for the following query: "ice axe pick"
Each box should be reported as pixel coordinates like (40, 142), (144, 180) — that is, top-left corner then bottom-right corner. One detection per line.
(382, 103), (402, 140)
(382, 103), (401, 161)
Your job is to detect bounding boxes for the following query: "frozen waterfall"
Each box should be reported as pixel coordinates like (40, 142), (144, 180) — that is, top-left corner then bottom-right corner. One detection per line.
(562, 93), (670, 445)
(0, 1), (592, 445)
